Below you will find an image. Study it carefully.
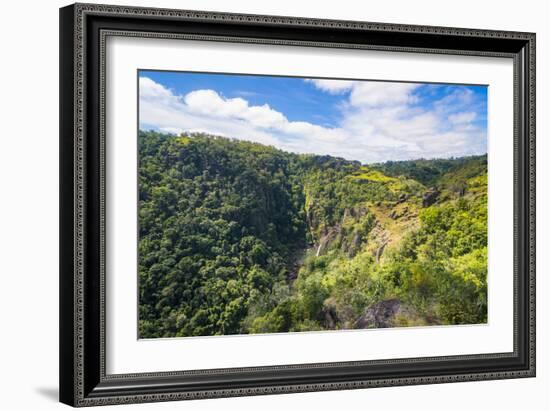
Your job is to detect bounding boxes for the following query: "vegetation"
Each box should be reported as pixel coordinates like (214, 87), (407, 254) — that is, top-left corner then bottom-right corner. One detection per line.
(138, 130), (488, 338)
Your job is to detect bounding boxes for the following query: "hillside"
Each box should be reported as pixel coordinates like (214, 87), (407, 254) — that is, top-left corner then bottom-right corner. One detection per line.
(138, 131), (488, 338)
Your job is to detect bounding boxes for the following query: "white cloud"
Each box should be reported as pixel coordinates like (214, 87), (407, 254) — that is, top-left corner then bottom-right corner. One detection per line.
(304, 79), (355, 94)
(434, 88), (475, 115)
(448, 111), (477, 125)
(184, 89), (289, 129)
(348, 82), (419, 107)
(306, 79), (419, 107)
(139, 76), (486, 163)
(140, 77), (174, 100)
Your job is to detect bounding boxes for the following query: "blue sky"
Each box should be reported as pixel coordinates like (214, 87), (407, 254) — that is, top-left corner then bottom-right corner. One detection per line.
(139, 70), (487, 163)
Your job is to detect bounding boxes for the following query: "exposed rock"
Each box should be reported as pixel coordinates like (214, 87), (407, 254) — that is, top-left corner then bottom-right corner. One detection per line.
(315, 226), (340, 257)
(314, 205), (372, 258)
(348, 232), (362, 257)
(340, 231), (362, 258)
(286, 248), (306, 282)
(323, 303), (338, 329)
(422, 188), (440, 207)
(342, 206), (368, 223)
(375, 240), (389, 262)
(342, 207), (351, 221)
(323, 298), (358, 329)
(354, 299), (418, 329)
(396, 193), (408, 204)
(305, 209), (317, 233)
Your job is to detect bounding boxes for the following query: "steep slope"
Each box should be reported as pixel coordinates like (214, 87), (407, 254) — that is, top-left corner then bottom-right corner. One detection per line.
(138, 131), (307, 337)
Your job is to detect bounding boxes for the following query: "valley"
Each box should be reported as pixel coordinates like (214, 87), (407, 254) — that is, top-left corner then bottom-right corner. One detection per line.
(138, 131), (488, 338)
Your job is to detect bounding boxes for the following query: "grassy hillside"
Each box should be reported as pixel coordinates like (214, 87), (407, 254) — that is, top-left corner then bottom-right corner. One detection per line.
(138, 131), (488, 337)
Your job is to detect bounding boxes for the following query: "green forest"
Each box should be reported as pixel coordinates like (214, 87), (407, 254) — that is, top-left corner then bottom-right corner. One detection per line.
(138, 130), (488, 338)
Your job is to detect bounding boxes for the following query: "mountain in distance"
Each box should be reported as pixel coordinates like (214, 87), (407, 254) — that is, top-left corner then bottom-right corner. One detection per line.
(138, 130), (488, 338)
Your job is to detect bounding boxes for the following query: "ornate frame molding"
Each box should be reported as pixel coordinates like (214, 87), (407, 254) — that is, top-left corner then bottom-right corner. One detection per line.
(60, 3), (535, 407)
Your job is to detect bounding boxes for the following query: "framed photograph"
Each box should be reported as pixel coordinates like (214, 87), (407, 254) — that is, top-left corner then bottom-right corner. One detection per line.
(59, 3), (535, 407)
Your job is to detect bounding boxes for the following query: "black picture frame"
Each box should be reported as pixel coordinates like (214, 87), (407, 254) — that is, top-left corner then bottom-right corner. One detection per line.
(59, 3), (536, 407)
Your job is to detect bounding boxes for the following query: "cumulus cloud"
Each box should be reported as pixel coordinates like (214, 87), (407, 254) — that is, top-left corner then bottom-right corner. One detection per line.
(350, 82), (419, 108)
(139, 76), (487, 163)
(448, 111), (477, 125)
(304, 79), (354, 94)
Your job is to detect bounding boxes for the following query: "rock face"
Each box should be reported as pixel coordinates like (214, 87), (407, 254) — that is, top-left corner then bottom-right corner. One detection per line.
(354, 299), (410, 329)
(314, 206), (372, 258)
(315, 226), (341, 257)
(342, 206), (368, 221)
(322, 297), (357, 329)
(347, 232), (362, 257)
(422, 188), (440, 207)
(375, 240), (389, 262)
(396, 193), (408, 204)
(286, 248), (306, 282)
(322, 302), (338, 329)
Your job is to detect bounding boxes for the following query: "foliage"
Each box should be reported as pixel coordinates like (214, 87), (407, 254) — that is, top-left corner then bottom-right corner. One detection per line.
(138, 131), (488, 337)
(371, 156), (486, 186)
